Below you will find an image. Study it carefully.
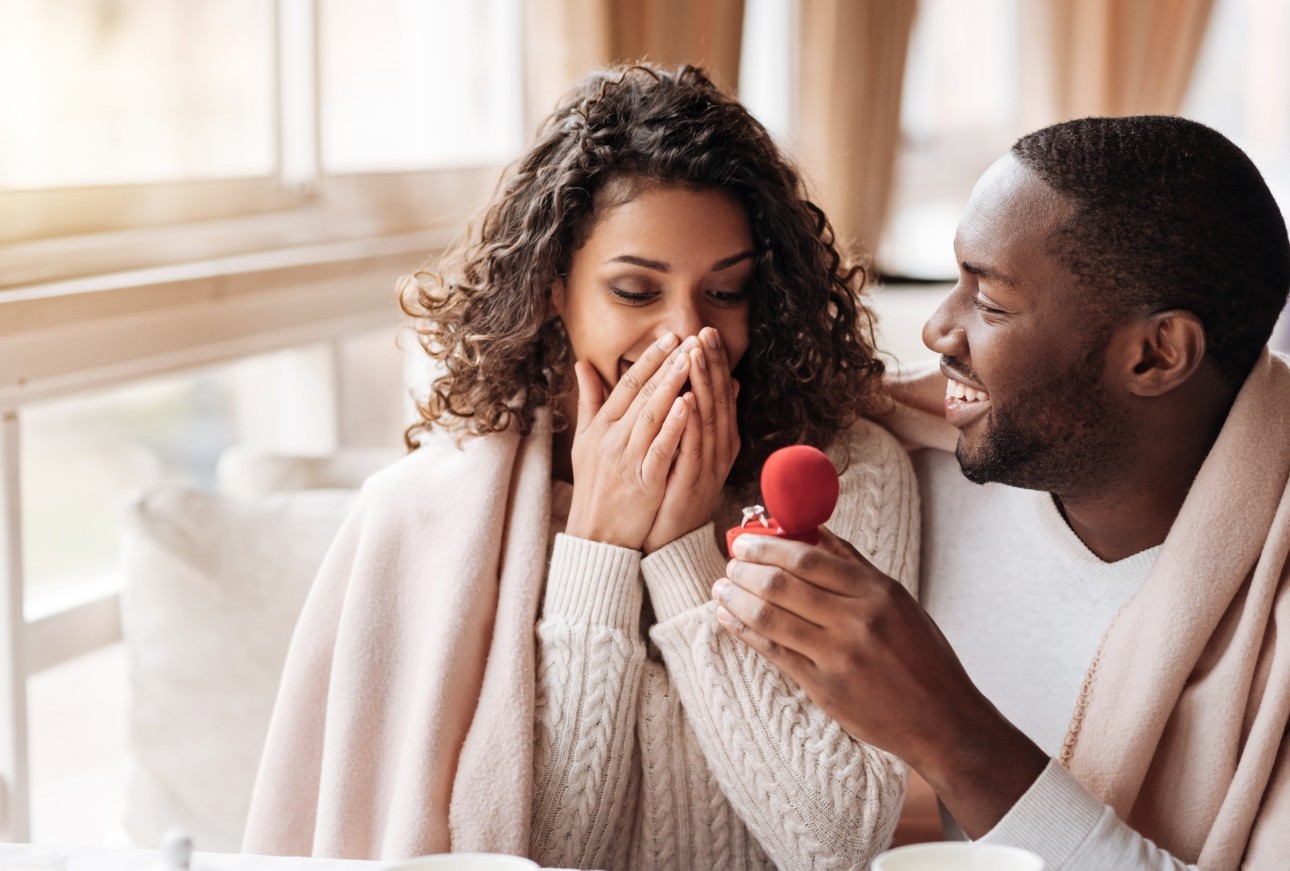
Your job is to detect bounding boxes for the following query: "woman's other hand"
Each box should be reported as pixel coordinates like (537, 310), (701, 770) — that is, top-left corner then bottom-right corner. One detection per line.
(643, 326), (740, 553)
(564, 332), (696, 550)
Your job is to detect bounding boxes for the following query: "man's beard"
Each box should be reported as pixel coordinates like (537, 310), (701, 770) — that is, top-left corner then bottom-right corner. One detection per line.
(956, 348), (1128, 494)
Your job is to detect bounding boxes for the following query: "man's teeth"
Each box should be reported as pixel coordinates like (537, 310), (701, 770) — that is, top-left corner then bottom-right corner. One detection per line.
(946, 379), (990, 402)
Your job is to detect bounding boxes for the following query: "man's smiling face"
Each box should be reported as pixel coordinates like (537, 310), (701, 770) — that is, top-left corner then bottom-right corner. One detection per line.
(922, 154), (1132, 494)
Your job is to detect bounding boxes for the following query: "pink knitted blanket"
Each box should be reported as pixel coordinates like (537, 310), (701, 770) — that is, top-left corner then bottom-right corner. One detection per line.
(242, 417), (551, 859)
(1066, 350), (1290, 868)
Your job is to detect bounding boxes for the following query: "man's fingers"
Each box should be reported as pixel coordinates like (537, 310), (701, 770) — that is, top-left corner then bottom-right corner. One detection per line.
(723, 557), (841, 626)
(816, 526), (864, 560)
(714, 604), (818, 683)
(573, 360), (604, 436)
(729, 533), (877, 598)
(711, 577), (826, 661)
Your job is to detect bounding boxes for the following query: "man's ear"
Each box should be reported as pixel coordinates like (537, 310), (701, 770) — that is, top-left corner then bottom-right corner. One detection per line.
(1116, 309), (1207, 397)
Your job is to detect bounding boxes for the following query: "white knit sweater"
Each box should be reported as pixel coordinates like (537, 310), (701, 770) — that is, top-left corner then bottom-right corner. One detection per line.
(528, 419), (921, 870)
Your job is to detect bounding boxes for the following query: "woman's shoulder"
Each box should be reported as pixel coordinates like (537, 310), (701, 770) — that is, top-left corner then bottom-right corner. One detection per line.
(827, 417), (921, 588)
(358, 427), (522, 512)
(826, 415), (916, 486)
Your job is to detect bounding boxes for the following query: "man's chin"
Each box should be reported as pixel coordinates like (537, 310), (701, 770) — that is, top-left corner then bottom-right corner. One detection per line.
(955, 442), (997, 485)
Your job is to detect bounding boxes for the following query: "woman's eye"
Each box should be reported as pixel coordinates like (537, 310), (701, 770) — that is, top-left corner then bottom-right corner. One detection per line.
(707, 289), (749, 307)
(610, 287), (658, 306)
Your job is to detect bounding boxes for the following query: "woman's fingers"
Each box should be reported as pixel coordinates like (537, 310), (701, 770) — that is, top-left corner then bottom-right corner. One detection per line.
(641, 395), (689, 484)
(688, 334), (717, 472)
(599, 331), (682, 421)
(573, 360), (605, 436)
(671, 393), (703, 482)
(624, 337), (694, 458)
(701, 327), (739, 461)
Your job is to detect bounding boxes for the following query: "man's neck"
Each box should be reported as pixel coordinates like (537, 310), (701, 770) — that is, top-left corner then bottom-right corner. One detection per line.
(1054, 391), (1234, 563)
(1054, 480), (1190, 563)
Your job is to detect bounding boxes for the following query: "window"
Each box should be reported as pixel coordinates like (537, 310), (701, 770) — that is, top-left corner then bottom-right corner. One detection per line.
(0, 0), (522, 270)
(0, 0), (276, 190)
(881, 0), (1023, 280)
(1182, 0), (1290, 216)
(319, 0), (523, 173)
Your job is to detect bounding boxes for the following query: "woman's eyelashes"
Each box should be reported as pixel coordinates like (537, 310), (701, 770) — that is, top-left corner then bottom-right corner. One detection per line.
(707, 288), (750, 307)
(610, 286), (657, 305)
(607, 285), (750, 307)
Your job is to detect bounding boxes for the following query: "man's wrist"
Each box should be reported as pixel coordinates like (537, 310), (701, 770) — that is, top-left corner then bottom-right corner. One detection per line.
(915, 711), (1050, 839)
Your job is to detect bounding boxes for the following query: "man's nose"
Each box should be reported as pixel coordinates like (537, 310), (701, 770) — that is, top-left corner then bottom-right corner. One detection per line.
(922, 290), (968, 357)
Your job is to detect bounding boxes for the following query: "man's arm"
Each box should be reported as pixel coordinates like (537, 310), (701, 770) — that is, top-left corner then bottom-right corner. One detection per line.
(712, 529), (1209, 870)
(712, 527), (1047, 837)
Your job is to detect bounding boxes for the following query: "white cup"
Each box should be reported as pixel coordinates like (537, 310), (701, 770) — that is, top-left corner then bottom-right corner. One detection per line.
(386, 854), (540, 871)
(871, 842), (1044, 871)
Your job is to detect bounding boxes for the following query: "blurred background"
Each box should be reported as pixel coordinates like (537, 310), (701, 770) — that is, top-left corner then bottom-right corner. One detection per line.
(0, 0), (1287, 852)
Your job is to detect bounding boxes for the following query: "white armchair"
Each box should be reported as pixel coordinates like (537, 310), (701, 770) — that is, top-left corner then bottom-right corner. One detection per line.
(118, 446), (399, 851)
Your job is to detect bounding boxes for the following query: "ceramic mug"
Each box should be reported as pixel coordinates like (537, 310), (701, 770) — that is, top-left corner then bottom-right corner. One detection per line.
(386, 854), (540, 871)
(871, 842), (1044, 870)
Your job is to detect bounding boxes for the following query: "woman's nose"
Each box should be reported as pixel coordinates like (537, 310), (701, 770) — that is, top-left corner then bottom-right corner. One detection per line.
(660, 303), (705, 343)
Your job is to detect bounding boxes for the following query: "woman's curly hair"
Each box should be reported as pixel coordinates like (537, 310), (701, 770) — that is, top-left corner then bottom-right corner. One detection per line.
(402, 62), (890, 488)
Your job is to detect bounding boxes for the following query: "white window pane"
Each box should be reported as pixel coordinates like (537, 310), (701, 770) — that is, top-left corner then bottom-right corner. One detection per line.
(22, 373), (238, 607)
(319, 0), (524, 173)
(1183, 0), (1290, 217)
(0, 0), (276, 189)
(883, 0), (1022, 279)
(739, 0), (797, 141)
(900, 0), (1020, 144)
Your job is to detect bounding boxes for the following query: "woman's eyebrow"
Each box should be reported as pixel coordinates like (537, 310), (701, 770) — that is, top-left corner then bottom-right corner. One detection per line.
(605, 250), (756, 273)
(711, 250), (756, 271)
(607, 254), (669, 271)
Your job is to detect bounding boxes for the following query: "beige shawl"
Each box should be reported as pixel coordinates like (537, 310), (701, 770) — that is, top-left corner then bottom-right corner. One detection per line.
(891, 350), (1290, 868)
(242, 416), (552, 860)
(1068, 350), (1290, 868)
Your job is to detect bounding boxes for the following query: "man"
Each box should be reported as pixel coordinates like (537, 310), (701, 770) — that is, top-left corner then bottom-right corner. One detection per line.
(712, 116), (1290, 870)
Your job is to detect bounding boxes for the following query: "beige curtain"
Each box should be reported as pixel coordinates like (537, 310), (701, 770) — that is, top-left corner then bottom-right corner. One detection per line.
(795, 0), (919, 259)
(1026, 0), (1216, 120)
(523, 0), (746, 132)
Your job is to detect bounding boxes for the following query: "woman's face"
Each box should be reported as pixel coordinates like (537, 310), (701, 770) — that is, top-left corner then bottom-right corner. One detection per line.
(553, 184), (755, 396)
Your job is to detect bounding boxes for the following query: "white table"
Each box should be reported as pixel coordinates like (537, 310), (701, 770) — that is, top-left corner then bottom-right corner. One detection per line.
(0, 845), (573, 871)
(0, 844), (383, 870)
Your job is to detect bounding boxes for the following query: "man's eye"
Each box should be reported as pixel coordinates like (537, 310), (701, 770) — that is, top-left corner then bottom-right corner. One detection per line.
(973, 296), (1005, 315)
(610, 288), (656, 306)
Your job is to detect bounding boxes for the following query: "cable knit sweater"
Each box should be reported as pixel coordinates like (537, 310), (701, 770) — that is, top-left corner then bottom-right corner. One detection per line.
(528, 418), (921, 870)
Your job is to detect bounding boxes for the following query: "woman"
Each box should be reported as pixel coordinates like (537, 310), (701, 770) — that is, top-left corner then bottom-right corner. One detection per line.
(245, 64), (919, 870)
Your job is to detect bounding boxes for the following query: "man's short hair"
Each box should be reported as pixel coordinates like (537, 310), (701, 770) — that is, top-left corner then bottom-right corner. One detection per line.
(1012, 116), (1290, 386)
